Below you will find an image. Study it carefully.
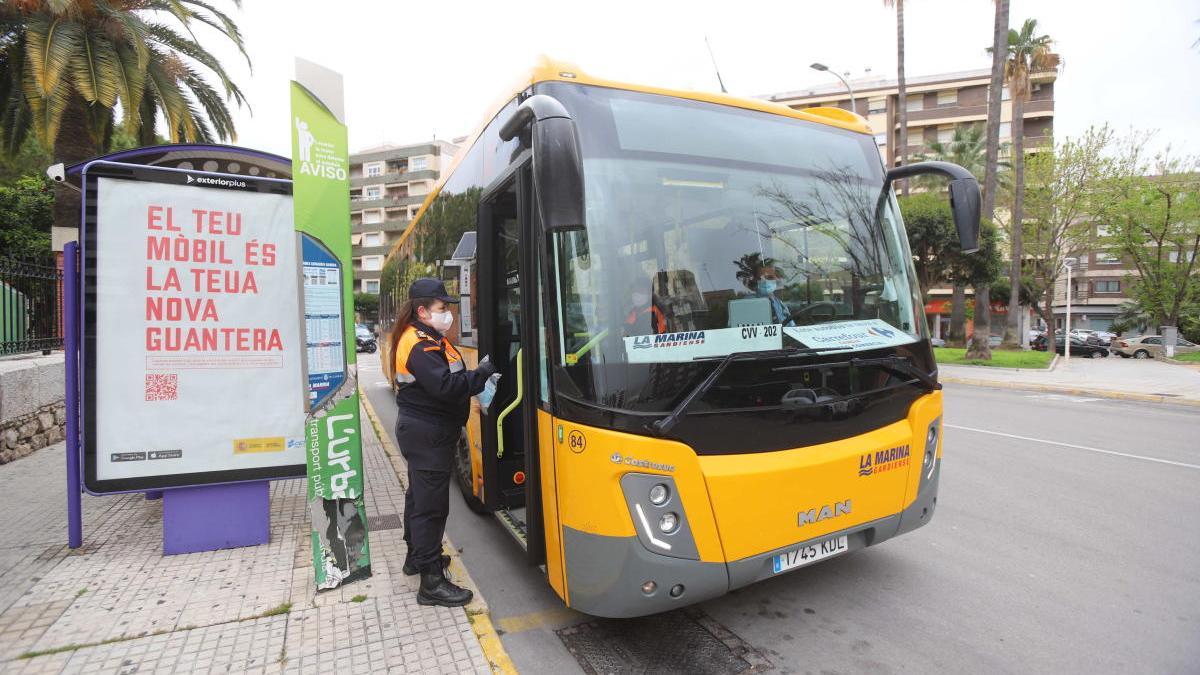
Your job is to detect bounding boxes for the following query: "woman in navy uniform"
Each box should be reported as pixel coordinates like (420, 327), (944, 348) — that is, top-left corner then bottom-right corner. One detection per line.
(388, 278), (496, 606)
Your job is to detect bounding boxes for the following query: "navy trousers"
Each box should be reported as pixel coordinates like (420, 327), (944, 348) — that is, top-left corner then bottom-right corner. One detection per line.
(395, 414), (459, 572)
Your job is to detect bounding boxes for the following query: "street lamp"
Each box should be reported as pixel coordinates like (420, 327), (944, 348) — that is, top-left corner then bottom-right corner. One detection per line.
(810, 63), (856, 111)
(1062, 257), (1076, 364)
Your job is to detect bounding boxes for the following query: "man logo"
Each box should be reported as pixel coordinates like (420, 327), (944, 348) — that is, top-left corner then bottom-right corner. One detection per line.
(798, 500), (851, 527)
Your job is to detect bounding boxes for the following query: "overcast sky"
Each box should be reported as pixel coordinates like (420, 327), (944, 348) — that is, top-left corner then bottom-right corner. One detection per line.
(206, 0), (1200, 158)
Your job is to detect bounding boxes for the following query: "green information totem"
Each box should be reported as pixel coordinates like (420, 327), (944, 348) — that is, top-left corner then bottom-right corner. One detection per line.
(291, 58), (371, 590)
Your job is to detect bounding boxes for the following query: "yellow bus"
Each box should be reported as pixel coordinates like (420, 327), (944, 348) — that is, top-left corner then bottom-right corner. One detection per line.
(380, 57), (980, 618)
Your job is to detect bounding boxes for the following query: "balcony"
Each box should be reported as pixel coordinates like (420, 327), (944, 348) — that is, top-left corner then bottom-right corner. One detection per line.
(350, 168), (438, 188)
(350, 194), (425, 211)
(902, 104), (988, 124)
(352, 218), (408, 234)
(355, 244), (391, 257)
(899, 98), (1054, 129)
(1023, 99), (1054, 115)
(353, 269), (383, 280)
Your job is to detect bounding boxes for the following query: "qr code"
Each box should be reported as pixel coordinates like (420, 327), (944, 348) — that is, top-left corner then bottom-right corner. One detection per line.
(145, 373), (178, 401)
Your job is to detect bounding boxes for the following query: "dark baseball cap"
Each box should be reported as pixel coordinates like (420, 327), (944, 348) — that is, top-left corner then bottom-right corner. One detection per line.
(409, 277), (459, 303)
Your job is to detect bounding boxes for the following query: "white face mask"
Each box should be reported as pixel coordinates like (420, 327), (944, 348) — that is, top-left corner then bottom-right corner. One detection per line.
(428, 310), (454, 332)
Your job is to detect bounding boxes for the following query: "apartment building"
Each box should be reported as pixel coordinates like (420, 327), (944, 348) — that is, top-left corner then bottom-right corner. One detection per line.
(1048, 243), (1133, 333)
(350, 140), (458, 294)
(764, 67), (1056, 166)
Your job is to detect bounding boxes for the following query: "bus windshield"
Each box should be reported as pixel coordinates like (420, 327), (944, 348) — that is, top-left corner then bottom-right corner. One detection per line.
(543, 83), (927, 413)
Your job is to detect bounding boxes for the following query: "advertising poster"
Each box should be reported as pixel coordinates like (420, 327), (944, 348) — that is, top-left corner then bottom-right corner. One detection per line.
(89, 169), (306, 490)
(292, 60), (371, 590)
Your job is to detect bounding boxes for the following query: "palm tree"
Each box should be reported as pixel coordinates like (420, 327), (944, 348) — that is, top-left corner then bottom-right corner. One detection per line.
(992, 17), (1058, 348)
(885, 0), (908, 195)
(0, 1), (249, 231)
(915, 123), (1008, 189)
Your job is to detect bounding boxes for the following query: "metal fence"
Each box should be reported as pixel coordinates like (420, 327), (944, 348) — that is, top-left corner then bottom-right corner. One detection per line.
(1, 254), (64, 356)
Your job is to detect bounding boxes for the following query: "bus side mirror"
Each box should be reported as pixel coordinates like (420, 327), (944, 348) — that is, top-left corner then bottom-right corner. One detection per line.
(499, 94), (586, 232)
(886, 161), (981, 253)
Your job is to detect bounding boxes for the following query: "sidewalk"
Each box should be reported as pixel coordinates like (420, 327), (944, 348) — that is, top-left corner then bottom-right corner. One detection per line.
(0, 404), (496, 674)
(938, 356), (1200, 405)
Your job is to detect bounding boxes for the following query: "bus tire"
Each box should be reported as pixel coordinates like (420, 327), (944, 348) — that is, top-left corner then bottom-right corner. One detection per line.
(454, 430), (488, 515)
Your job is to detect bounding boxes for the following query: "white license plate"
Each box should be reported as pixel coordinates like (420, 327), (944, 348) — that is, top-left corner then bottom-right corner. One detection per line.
(772, 536), (849, 574)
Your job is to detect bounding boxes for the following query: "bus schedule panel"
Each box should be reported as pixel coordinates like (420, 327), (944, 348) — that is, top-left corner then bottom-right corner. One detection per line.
(300, 234), (346, 413)
(81, 163), (307, 494)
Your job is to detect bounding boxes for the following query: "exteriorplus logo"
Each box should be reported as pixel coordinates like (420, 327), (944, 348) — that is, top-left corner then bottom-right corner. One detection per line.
(185, 174), (247, 189)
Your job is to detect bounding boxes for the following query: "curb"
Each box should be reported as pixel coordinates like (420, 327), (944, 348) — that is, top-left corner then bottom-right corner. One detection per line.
(939, 376), (1200, 407)
(1159, 357), (1200, 369)
(359, 390), (518, 675)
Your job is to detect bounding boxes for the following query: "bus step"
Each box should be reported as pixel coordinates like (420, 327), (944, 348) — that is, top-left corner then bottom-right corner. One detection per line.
(495, 507), (528, 550)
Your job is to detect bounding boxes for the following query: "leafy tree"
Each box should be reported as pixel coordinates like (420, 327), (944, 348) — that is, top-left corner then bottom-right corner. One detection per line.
(989, 277), (1036, 308)
(1110, 300), (1152, 336)
(1, 1), (249, 231)
(991, 18), (1059, 346)
(0, 136), (50, 184)
(1093, 150), (1200, 333)
(899, 192), (957, 298)
(353, 291), (379, 322)
(0, 174), (52, 258)
(1022, 126), (1114, 334)
(899, 194), (1002, 350)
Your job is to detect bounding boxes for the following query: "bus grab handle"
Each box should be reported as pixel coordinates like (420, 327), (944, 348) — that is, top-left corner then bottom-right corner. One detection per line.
(495, 348), (523, 459)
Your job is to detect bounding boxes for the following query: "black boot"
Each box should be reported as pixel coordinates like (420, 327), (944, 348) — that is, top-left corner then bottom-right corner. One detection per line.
(417, 568), (473, 607)
(403, 554), (450, 576)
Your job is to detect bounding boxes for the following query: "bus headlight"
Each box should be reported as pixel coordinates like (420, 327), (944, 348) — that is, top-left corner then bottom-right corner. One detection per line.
(659, 512), (679, 533)
(649, 483), (669, 505)
(621, 473), (699, 560)
(924, 417), (941, 479)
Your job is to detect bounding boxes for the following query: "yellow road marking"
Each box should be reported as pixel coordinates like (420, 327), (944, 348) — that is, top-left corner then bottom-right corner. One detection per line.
(495, 607), (582, 635)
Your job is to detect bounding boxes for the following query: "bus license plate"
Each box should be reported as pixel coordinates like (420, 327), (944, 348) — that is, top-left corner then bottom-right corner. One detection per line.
(772, 536), (848, 574)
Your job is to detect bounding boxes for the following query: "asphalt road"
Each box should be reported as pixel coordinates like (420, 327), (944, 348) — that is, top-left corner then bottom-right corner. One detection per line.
(359, 352), (1200, 674)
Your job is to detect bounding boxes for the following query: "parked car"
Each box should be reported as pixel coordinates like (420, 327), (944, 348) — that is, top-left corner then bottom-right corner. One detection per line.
(1068, 329), (1105, 346)
(1053, 335), (1109, 358)
(930, 337), (946, 348)
(1112, 335), (1199, 359)
(355, 325), (377, 353)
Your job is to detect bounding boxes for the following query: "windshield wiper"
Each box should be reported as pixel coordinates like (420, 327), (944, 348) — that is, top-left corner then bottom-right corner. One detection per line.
(774, 355), (941, 394)
(865, 355), (941, 392)
(648, 346), (852, 437)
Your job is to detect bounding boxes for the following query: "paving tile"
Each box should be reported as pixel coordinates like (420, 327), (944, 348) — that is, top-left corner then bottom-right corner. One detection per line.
(0, 404), (492, 674)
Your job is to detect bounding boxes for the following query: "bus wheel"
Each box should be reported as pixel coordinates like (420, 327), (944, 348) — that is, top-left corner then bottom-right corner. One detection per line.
(454, 430), (488, 515)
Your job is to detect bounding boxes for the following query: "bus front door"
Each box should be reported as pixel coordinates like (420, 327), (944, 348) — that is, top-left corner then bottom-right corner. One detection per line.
(474, 161), (550, 569)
